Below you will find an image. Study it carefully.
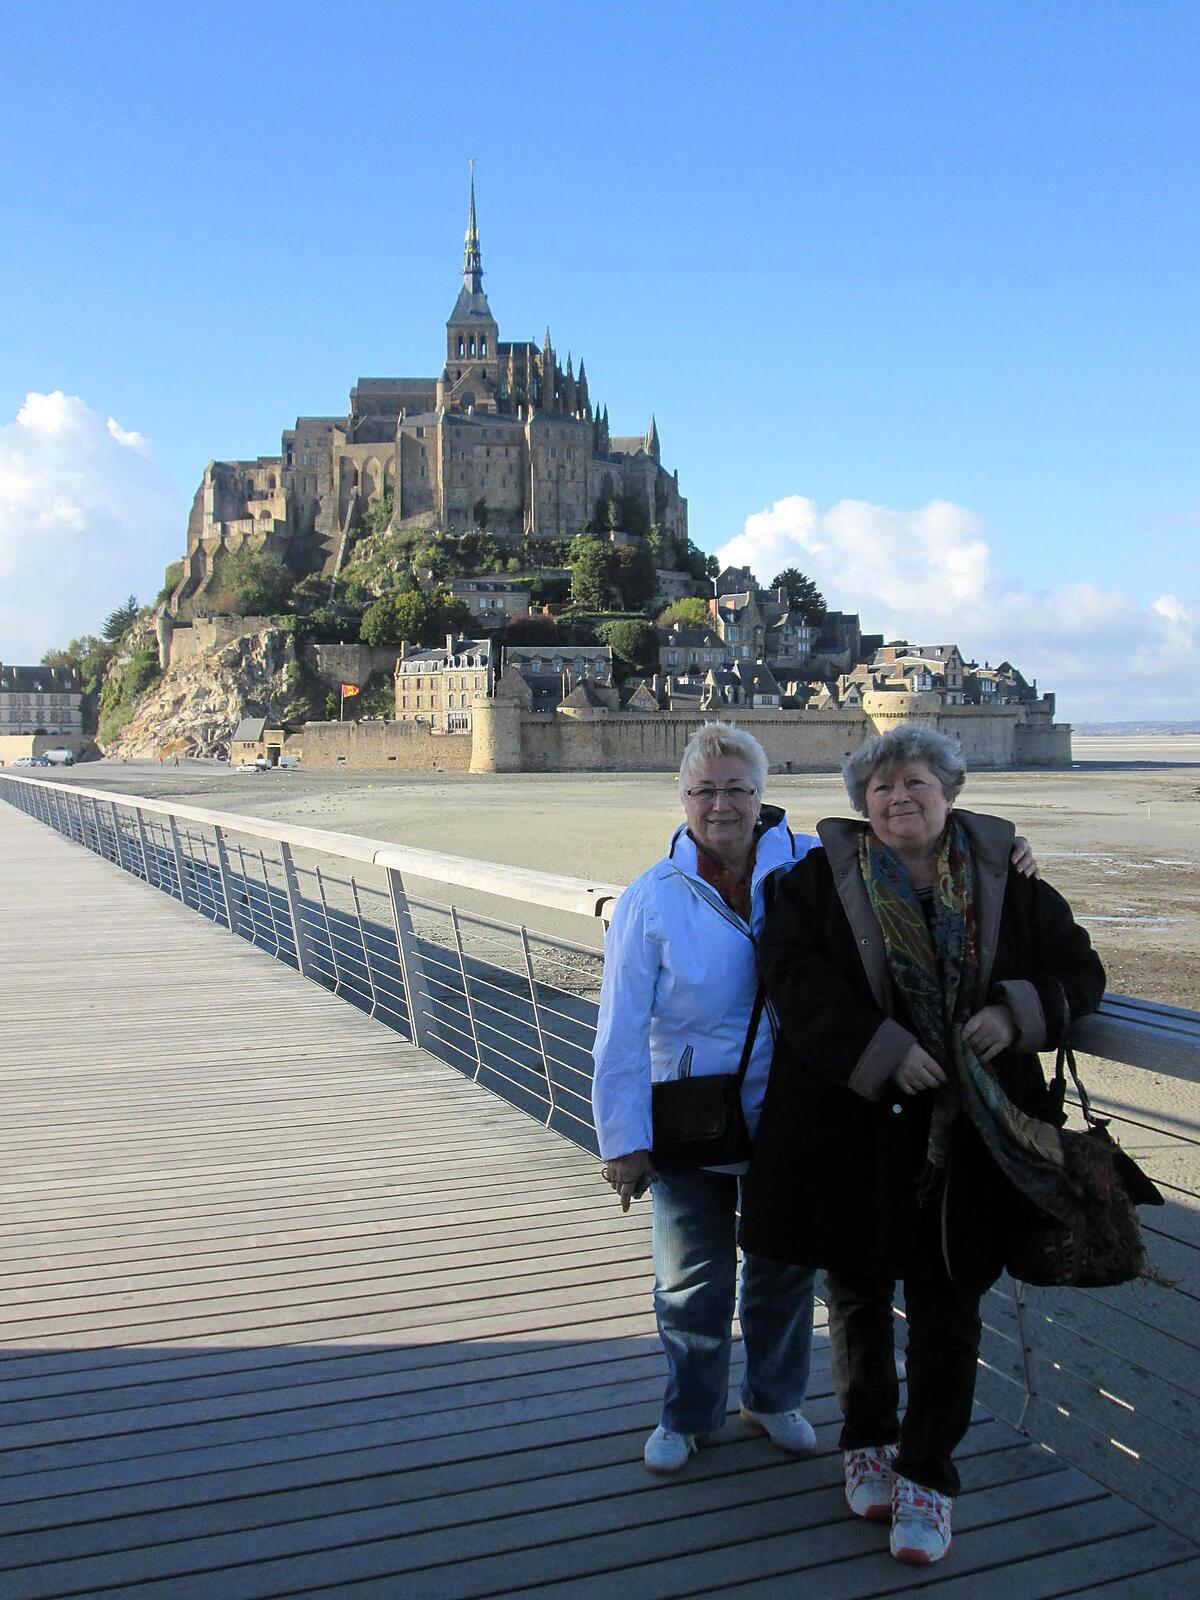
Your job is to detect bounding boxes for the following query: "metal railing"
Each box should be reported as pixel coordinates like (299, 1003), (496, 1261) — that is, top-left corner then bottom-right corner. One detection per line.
(1, 770), (1197, 1540)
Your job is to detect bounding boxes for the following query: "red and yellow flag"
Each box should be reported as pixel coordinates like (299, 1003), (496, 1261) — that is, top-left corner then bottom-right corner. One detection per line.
(340, 682), (360, 698)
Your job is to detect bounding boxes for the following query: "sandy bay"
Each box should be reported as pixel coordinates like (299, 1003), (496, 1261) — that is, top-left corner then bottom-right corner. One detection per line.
(49, 734), (1200, 1012)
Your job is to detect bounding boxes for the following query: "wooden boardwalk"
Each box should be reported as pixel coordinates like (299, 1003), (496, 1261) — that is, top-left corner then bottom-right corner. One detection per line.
(0, 800), (1196, 1599)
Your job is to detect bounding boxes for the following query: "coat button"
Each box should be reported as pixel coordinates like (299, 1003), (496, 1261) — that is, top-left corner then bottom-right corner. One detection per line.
(891, 1104), (903, 1115)
(861, 936), (871, 946)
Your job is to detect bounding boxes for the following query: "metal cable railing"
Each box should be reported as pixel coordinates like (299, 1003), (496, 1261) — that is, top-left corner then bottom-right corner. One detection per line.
(1, 769), (1197, 1539)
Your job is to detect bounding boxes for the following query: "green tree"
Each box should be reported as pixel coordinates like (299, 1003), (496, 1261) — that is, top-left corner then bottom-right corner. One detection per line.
(218, 549), (295, 615)
(656, 596), (712, 630)
(646, 524), (678, 569)
(364, 489), (394, 537)
(569, 537), (613, 610)
(360, 589), (470, 648)
(495, 614), (560, 647)
(771, 567), (827, 623)
(102, 594), (140, 641)
(97, 644), (161, 746)
(610, 543), (658, 612)
(601, 618), (659, 673)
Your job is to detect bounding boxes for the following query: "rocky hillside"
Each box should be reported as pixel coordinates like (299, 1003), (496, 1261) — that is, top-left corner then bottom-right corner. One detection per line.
(103, 625), (311, 759)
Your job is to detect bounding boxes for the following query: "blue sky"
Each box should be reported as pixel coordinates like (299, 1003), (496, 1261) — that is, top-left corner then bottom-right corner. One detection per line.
(1, 0), (1196, 717)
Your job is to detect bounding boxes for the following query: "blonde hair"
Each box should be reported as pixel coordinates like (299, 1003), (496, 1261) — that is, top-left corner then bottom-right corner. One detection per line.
(678, 721), (768, 799)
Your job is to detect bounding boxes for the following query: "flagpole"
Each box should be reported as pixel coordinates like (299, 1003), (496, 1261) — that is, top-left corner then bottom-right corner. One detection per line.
(340, 685), (345, 722)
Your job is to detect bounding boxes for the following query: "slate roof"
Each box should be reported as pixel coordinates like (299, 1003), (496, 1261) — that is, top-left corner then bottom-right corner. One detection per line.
(231, 718), (267, 743)
(0, 665), (79, 693)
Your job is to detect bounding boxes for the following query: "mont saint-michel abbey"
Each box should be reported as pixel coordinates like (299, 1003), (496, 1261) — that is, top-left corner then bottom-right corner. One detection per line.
(170, 181), (686, 614)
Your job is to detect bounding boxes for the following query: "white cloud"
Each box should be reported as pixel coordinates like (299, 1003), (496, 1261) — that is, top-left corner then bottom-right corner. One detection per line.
(0, 391), (185, 659)
(718, 494), (1200, 721)
(106, 416), (151, 453)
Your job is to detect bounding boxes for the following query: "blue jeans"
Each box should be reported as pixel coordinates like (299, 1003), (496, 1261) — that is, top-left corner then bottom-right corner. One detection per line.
(651, 1168), (816, 1435)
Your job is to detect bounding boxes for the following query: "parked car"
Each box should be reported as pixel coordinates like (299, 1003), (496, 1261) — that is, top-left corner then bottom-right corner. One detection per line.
(10, 755), (37, 767)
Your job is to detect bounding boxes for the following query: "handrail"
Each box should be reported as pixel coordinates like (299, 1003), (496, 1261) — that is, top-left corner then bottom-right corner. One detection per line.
(0, 772), (623, 919)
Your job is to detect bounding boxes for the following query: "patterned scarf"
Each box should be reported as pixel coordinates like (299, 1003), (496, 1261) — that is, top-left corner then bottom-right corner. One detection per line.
(859, 817), (1083, 1224)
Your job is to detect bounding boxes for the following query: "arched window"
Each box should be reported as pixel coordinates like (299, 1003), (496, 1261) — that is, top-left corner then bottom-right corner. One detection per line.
(469, 337), (476, 357)
(480, 336), (488, 357)
(457, 337), (465, 357)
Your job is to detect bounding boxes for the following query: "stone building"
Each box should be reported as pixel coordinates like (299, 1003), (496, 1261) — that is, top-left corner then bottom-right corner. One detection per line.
(170, 176), (687, 616)
(448, 576), (531, 628)
(393, 635), (493, 733)
(0, 665), (83, 740)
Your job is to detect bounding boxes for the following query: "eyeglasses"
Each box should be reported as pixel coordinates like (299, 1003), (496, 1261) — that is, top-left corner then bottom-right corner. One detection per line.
(684, 785), (758, 801)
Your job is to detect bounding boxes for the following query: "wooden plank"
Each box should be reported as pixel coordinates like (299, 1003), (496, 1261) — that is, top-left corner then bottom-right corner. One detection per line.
(1063, 1556), (1200, 1597)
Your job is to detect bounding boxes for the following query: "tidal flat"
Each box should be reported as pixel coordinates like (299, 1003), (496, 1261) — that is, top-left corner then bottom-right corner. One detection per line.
(56, 734), (1200, 1012)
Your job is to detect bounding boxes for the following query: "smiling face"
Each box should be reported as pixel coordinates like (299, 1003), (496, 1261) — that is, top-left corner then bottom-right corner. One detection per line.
(682, 754), (762, 869)
(865, 758), (953, 859)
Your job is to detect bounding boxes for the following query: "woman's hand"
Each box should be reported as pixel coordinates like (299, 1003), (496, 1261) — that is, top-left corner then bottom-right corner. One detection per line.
(892, 1043), (948, 1095)
(602, 1149), (654, 1212)
(961, 1003), (1017, 1063)
(1011, 836), (1040, 879)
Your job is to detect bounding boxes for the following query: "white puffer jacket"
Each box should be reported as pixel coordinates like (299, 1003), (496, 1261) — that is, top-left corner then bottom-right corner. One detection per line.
(591, 807), (819, 1161)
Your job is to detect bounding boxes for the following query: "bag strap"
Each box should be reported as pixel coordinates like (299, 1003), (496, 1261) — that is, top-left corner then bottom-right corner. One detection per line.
(735, 983), (766, 1087)
(1054, 1040), (1100, 1127)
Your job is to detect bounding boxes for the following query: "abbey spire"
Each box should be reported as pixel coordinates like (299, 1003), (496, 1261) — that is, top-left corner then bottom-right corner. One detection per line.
(463, 162), (483, 292)
(446, 163), (498, 381)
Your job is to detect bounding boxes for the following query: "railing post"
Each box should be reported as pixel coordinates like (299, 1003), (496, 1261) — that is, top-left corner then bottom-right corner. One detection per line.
(1008, 1277), (1038, 1433)
(279, 843), (313, 978)
(168, 817), (191, 906)
(385, 866), (436, 1049)
(108, 801), (125, 870)
(89, 797), (108, 861)
(134, 807), (152, 885)
(259, 849), (284, 955)
(212, 826), (238, 933)
(350, 878), (379, 1017)
(315, 866), (342, 993)
(520, 925), (557, 1125)
(235, 844), (261, 944)
(450, 906), (484, 1079)
(65, 789), (83, 844)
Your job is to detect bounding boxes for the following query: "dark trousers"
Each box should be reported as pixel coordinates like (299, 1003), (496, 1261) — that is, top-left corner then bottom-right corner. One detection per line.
(824, 1266), (983, 1498)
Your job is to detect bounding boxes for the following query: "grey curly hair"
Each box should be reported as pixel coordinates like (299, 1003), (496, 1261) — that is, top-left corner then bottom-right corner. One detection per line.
(678, 721), (769, 799)
(843, 724), (966, 816)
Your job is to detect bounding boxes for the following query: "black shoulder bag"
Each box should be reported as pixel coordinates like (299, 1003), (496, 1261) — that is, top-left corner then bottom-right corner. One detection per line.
(650, 985), (764, 1172)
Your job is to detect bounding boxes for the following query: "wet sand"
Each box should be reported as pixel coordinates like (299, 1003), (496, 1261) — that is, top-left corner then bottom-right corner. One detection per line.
(45, 736), (1200, 1010)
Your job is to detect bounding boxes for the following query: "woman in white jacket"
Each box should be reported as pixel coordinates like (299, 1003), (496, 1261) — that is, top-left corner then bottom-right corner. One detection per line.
(592, 723), (821, 1473)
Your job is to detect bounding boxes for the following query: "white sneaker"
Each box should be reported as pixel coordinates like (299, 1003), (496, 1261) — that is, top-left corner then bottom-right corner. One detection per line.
(890, 1472), (953, 1564)
(739, 1405), (817, 1453)
(643, 1425), (697, 1474)
(844, 1444), (897, 1520)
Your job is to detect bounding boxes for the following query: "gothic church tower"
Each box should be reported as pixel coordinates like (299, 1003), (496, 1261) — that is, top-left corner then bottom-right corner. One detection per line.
(442, 169), (500, 414)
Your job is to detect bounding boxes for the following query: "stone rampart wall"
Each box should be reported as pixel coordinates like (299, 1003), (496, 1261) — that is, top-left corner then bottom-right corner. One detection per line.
(304, 642), (401, 689)
(516, 711), (872, 773)
(284, 720), (471, 772)
(167, 617), (276, 666)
